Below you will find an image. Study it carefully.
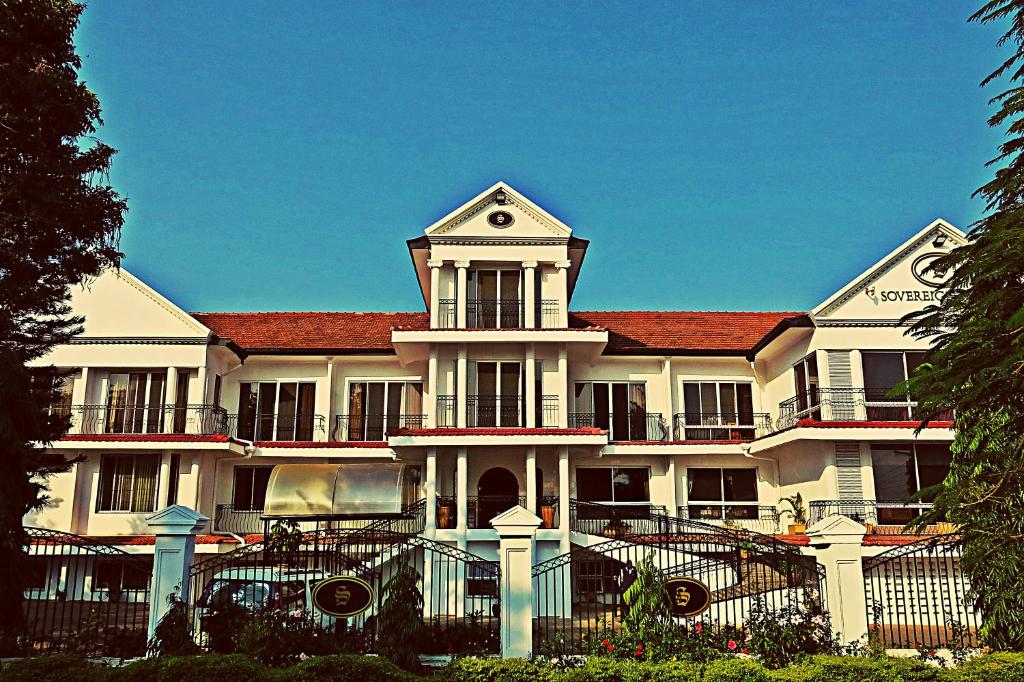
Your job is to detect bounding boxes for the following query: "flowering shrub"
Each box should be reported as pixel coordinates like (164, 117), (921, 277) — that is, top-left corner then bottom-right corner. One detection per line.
(237, 608), (367, 666)
(743, 597), (839, 667)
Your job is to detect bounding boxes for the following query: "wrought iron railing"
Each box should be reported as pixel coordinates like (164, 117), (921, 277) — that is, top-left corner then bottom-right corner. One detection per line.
(434, 495), (529, 529)
(213, 504), (265, 535)
(678, 504), (781, 534)
(568, 411), (669, 441)
(228, 412), (326, 441)
(672, 411), (772, 441)
(437, 298), (457, 329)
(537, 299), (560, 328)
(467, 395), (523, 428)
(331, 414), (426, 440)
(775, 387), (945, 430)
(467, 298), (523, 328)
(568, 499), (670, 537)
(67, 403), (229, 436)
(807, 499), (939, 528)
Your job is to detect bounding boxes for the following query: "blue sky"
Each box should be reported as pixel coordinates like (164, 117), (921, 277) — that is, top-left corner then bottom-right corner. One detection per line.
(76, 1), (1005, 313)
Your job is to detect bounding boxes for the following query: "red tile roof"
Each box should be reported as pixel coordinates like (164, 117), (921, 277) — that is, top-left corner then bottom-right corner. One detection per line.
(569, 311), (804, 355)
(391, 427), (607, 437)
(59, 433), (231, 443)
(192, 310), (804, 355)
(794, 419), (954, 429)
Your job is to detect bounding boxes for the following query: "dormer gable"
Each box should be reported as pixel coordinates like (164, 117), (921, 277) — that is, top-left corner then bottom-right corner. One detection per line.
(424, 181), (572, 243)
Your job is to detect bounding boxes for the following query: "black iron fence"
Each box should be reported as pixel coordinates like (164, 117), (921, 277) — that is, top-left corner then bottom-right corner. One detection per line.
(534, 502), (824, 652)
(678, 504), (782, 534)
(775, 388), (951, 431)
(863, 534), (978, 649)
(807, 499), (941, 529)
(67, 404), (228, 436)
(568, 411), (670, 441)
(467, 298), (523, 328)
(22, 528), (151, 657)
(331, 414), (426, 441)
(228, 412), (326, 442)
(672, 412), (772, 441)
(467, 395), (523, 428)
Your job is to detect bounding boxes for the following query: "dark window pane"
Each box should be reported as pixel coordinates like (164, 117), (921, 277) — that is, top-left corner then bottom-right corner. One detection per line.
(871, 445), (915, 501)
(915, 444), (952, 493)
(683, 383), (701, 418)
(687, 469), (723, 501)
(233, 467), (254, 509)
(737, 384), (754, 421)
(277, 383), (297, 441)
(257, 383), (277, 440)
(612, 467), (649, 502)
(252, 467), (273, 510)
(862, 352), (906, 398)
(296, 383), (316, 440)
(723, 468), (757, 502)
(576, 468), (612, 502)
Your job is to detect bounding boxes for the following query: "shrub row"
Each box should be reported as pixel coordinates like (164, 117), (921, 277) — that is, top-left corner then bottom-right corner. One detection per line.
(3, 652), (1024, 682)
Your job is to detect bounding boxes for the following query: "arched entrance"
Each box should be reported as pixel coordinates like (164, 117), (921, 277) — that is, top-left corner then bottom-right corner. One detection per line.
(476, 467), (520, 526)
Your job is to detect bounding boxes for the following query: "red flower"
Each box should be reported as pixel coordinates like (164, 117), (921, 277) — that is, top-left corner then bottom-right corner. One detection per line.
(601, 639), (609, 645)
(728, 640), (738, 651)
(633, 650), (642, 657)
(607, 645), (614, 652)
(929, 649), (937, 657)
(695, 622), (703, 633)
(741, 648), (749, 654)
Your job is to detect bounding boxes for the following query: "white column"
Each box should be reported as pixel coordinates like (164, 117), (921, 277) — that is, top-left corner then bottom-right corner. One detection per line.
(661, 357), (673, 438)
(554, 260), (571, 328)
(557, 344), (568, 428)
(426, 346), (439, 427)
(525, 343), (536, 428)
(666, 457), (678, 517)
(456, 446), (468, 535)
(156, 451), (172, 509)
(428, 259), (443, 328)
(850, 349), (868, 420)
(805, 515), (869, 642)
(525, 446), (537, 514)
(195, 365), (208, 404)
(455, 261), (470, 328)
(558, 446), (570, 554)
(164, 368), (178, 434)
(491, 506), (542, 659)
(456, 344), (468, 428)
(145, 505), (208, 641)
(315, 358), (332, 442)
(425, 447), (438, 531)
(71, 366), (89, 434)
(522, 260), (537, 328)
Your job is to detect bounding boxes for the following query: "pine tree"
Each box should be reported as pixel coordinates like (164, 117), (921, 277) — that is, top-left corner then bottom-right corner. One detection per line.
(0, 0), (125, 652)
(905, 0), (1024, 649)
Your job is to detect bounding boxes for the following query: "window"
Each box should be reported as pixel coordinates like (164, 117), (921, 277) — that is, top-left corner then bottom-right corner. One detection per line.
(237, 382), (316, 441)
(468, 269), (522, 327)
(98, 454), (160, 512)
(792, 355), (820, 418)
(686, 468), (759, 521)
(165, 453), (180, 507)
(106, 372), (166, 434)
(474, 362), (521, 427)
(575, 557), (619, 598)
(170, 370), (190, 433)
(573, 382), (651, 440)
(862, 351), (926, 419)
(870, 443), (951, 524)
(32, 369), (75, 419)
(232, 466), (274, 511)
(346, 381), (423, 439)
(681, 382), (755, 439)
(95, 559), (153, 594)
(576, 467), (650, 504)
(466, 562), (498, 598)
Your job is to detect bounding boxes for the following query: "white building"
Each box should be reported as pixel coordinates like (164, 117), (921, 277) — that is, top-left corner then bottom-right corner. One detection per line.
(25, 181), (963, 627)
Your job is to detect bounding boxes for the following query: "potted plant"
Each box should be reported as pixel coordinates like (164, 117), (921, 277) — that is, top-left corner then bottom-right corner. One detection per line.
(540, 500), (556, 529)
(436, 499), (455, 529)
(782, 493), (807, 534)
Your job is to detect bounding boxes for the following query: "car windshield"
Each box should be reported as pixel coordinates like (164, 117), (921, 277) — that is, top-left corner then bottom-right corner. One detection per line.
(199, 579), (273, 610)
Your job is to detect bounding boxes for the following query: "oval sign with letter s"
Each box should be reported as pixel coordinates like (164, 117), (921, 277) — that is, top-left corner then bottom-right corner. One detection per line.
(665, 577), (712, 618)
(311, 576), (374, 618)
(911, 253), (950, 288)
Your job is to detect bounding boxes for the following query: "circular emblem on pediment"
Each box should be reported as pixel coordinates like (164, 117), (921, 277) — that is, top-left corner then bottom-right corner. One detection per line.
(911, 253), (950, 288)
(487, 211), (514, 228)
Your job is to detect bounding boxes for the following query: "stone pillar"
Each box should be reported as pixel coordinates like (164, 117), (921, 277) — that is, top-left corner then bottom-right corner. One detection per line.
(164, 368), (178, 434)
(456, 344), (468, 428)
(455, 261), (470, 329)
(557, 344), (568, 428)
(525, 343), (536, 428)
(558, 446), (570, 554)
(428, 259), (443, 328)
(425, 447), (438, 531)
(427, 346), (438, 427)
(522, 261), (537, 328)
(850, 349), (868, 421)
(456, 446), (468, 535)
(156, 451), (172, 511)
(491, 506), (542, 659)
(666, 457), (677, 517)
(525, 446), (537, 514)
(145, 505), (208, 643)
(805, 514), (869, 643)
(554, 260), (571, 328)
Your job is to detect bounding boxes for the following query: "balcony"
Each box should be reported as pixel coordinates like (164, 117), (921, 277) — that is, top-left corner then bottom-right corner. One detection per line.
(435, 395), (560, 429)
(775, 388), (949, 431)
(228, 411), (326, 441)
(213, 503), (425, 535)
(331, 414), (426, 441)
(568, 411), (669, 441)
(435, 298), (561, 329)
(65, 404), (229, 436)
(678, 504), (781, 534)
(807, 499), (951, 533)
(568, 500), (669, 537)
(672, 412), (772, 441)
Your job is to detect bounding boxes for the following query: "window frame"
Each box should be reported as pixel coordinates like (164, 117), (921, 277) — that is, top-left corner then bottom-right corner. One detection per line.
(345, 377), (424, 439)
(96, 453), (161, 513)
(237, 380), (317, 441)
(575, 466), (651, 505)
(231, 465), (275, 511)
(685, 467), (760, 521)
(870, 443), (952, 502)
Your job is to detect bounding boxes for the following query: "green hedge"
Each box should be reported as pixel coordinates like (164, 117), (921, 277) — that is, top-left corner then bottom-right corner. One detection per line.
(3, 653), (1024, 682)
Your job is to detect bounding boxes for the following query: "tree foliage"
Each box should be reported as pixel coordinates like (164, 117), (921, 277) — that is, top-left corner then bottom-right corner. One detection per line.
(903, 0), (1024, 650)
(0, 0), (125, 652)
(376, 559), (425, 670)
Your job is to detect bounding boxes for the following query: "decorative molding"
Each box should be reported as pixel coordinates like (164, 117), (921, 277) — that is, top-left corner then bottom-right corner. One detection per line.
(426, 259), (444, 268)
(428, 236), (568, 246)
(814, 319), (910, 328)
(428, 187), (570, 238)
(64, 336), (211, 346)
(521, 260), (538, 269)
(554, 260), (572, 270)
(454, 260), (471, 269)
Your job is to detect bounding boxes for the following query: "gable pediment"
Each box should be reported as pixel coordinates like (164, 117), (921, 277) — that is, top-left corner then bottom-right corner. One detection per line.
(424, 181), (572, 242)
(813, 219), (968, 323)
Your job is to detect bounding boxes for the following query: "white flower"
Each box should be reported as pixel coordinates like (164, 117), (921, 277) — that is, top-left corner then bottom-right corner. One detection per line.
(299, 653), (308, 661)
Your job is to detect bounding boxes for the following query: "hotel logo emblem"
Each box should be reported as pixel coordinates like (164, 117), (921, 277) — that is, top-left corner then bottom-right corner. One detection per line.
(664, 577), (712, 617)
(311, 576), (374, 618)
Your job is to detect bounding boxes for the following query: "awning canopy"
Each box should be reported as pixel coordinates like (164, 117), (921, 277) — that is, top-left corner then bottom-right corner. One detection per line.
(263, 462), (409, 518)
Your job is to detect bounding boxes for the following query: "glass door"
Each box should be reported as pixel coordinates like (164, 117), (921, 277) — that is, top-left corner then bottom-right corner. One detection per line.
(106, 372), (166, 434)
(470, 269), (522, 328)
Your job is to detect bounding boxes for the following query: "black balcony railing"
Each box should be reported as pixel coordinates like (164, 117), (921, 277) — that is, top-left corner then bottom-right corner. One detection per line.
(213, 504), (264, 535)
(672, 412), (772, 441)
(775, 387), (944, 431)
(437, 299), (458, 329)
(538, 495), (559, 529)
(678, 504), (781, 534)
(67, 404), (229, 436)
(537, 300), (560, 328)
(436, 395), (457, 428)
(568, 411), (669, 441)
(228, 412), (326, 441)
(331, 414), (426, 441)
(568, 499), (670, 537)
(467, 395), (523, 428)
(807, 499), (938, 528)
(467, 298), (523, 328)
(434, 495), (527, 529)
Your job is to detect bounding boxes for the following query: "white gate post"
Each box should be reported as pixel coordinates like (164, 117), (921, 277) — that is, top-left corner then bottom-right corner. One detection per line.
(145, 504), (208, 641)
(805, 514), (869, 643)
(491, 505), (542, 658)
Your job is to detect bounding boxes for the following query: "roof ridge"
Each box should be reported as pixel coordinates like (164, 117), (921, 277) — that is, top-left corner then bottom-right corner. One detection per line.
(570, 309), (805, 315)
(191, 310), (427, 315)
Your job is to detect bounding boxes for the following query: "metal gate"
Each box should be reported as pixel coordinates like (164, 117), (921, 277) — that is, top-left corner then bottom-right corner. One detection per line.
(22, 527), (151, 657)
(533, 502), (824, 651)
(187, 526), (500, 656)
(863, 534), (979, 648)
